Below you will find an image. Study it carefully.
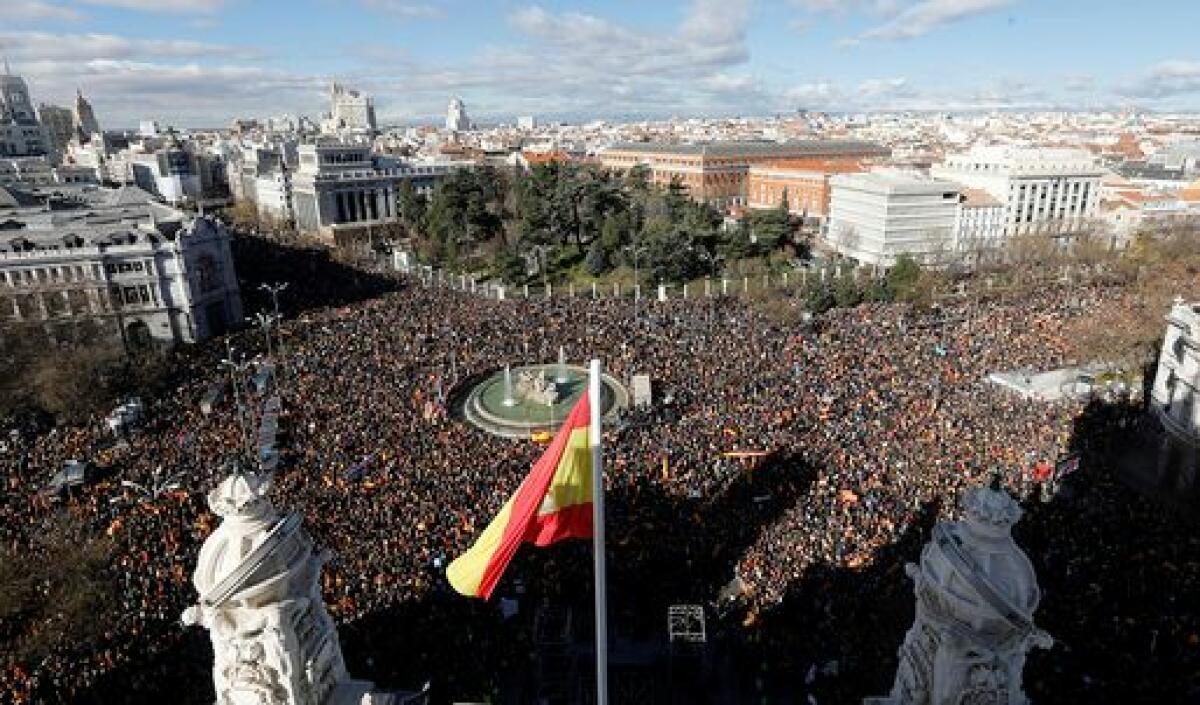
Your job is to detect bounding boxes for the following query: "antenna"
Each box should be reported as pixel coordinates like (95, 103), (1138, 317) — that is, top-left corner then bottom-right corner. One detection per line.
(3, 56), (11, 76)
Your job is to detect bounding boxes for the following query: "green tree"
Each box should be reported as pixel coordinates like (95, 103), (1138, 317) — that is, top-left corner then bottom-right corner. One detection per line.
(886, 254), (923, 302)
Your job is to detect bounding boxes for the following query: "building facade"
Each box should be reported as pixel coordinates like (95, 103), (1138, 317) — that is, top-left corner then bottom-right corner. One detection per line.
(37, 104), (74, 164)
(446, 97), (470, 132)
(73, 89), (101, 142)
(745, 164), (864, 220)
(291, 142), (464, 237)
(0, 71), (47, 158)
(601, 140), (889, 209)
(325, 82), (377, 135)
(826, 171), (962, 267)
(932, 146), (1103, 239)
(1152, 299), (1200, 446)
(0, 191), (242, 344)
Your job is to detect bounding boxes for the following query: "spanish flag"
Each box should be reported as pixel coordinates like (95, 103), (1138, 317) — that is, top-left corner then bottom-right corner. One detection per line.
(447, 391), (594, 599)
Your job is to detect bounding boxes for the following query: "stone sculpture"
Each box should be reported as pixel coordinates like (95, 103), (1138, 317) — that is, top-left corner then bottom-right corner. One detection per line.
(515, 369), (559, 406)
(182, 471), (396, 705)
(867, 484), (1052, 705)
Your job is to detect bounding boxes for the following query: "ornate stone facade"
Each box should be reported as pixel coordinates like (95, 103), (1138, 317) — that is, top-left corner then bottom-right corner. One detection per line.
(182, 472), (396, 705)
(867, 486), (1052, 705)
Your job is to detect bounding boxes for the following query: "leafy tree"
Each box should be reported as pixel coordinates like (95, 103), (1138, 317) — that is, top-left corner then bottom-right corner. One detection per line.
(585, 239), (610, 276)
(886, 254), (923, 302)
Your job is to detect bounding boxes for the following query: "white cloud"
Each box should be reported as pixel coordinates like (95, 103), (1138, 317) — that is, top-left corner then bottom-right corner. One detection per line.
(359, 0), (442, 19)
(1116, 61), (1200, 103)
(4, 1), (83, 22)
(857, 0), (1015, 41)
(0, 31), (260, 62)
(79, 0), (226, 11)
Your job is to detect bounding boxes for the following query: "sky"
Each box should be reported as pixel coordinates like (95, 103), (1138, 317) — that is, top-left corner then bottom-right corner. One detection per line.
(2, 0), (1200, 127)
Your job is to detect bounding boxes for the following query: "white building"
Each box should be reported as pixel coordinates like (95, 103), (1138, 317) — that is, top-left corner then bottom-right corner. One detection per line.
(0, 70), (47, 158)
(1151, 299), (1200, 446)
(291, 142), (464, 238)
(826, 170), (962, 267)
(517, 115), (536, 131)
(129, 134), (203, 205)
(446, 97), (470, 132)
(954, 188), (1006, 261)
(325, 82), (377, 135)
(0, 186), (242, 344)
(932, 146), (1103, 240)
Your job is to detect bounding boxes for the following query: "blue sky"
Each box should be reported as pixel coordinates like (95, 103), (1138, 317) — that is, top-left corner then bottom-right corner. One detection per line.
(3, 0), (1199, 127)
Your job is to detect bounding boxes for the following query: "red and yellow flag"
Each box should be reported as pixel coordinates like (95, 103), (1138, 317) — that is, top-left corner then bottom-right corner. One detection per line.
(447, 391), (594, 599)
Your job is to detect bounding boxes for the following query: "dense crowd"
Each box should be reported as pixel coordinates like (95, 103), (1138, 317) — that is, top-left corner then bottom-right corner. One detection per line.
(1, 255), (1196, 704)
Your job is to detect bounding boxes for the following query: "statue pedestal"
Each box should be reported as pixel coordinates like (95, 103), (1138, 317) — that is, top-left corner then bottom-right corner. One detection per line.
(183, 472), (413, 705)
(867, 486), (1051, 705)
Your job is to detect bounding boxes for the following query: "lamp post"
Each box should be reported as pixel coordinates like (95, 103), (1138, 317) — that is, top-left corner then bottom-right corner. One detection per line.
(220, 343), (254, 461)
(252, 311), (279, 359)
(259, 282), (288, 319)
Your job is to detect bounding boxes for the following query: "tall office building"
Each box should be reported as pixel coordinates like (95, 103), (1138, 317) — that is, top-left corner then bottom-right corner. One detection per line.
(446, 97), (470, 132)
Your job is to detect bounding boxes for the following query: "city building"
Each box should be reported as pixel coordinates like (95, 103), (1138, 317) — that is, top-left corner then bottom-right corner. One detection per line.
(446, 97), (470, 132)
(129, 133), (203, 205)
(73, 89), (101, 142)
(745, 163), (865, 221)
(517, 115), (536, 131)
(0, 68), (47, 158)
(37, 104), (74, 163)
(826, 170), (962, 267)
(290, 142), (465, 238)
(600, 140), (889, 208)
(932, 146), (1103, 239)
(954, 188), (1006, 261)
(325, 82), (377, 135)
(0, 185), (243, 344)
(1148, 299), (1199, 483)
(0, 156), (96, 188)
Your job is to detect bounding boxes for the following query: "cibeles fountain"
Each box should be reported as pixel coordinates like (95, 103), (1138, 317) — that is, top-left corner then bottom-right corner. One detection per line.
(867, 485), (1053, 705)
(182, 471), (403, 705)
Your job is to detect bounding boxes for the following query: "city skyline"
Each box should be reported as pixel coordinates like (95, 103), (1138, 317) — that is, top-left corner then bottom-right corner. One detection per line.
(2, 0), (1200, 127)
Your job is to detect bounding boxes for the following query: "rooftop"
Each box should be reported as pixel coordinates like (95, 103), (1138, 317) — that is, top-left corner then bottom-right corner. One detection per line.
(604, 139), (888, 159)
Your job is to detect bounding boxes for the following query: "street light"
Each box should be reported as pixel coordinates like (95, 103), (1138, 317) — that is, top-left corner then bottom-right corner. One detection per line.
(220, 344), (255, 462)
(251, 311), (279, 359)
(259, 282), (288, 319)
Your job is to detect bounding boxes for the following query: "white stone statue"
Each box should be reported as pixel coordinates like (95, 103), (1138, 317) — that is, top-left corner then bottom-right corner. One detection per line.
(182, 471), (398, 705)
(867, 485), (1052, 705)
(515, 369), (559, 406)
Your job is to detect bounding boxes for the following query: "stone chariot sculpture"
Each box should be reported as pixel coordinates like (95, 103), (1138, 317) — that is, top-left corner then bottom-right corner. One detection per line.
(182, 471), (399, 705)
(866, 484), (1053, 705)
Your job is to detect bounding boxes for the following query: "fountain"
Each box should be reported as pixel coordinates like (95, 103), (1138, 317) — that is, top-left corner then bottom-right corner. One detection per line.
(502, 365), (517, 407)
(555, 346), (570, 384)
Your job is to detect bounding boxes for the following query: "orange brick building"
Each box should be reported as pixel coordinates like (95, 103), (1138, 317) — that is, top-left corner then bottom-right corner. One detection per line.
(600, 140), (889, 209)
(745, 162), (867, 220)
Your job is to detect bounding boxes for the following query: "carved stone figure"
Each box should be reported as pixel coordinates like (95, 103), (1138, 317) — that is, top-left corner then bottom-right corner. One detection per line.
(515, 369), (560, 406)
(182, 471), (396, 705)
(866, 485), (1052, 705)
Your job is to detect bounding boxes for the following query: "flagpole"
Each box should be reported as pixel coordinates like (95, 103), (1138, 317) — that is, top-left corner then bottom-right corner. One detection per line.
(589, 358), (608, 705)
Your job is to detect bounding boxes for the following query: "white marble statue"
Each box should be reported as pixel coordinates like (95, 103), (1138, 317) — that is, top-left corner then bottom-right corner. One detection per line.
(867, 485), (1052, 705)
(182, 471), (396, 705)
(515, 369), (559, 406)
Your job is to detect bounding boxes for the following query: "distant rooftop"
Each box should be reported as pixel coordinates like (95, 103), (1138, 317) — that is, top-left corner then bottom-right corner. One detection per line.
(604, 139), (888, 158)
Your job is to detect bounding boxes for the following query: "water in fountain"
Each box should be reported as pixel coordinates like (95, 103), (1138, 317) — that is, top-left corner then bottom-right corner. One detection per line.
(502, 365), (517, 407)
(556, 345), (569, 384)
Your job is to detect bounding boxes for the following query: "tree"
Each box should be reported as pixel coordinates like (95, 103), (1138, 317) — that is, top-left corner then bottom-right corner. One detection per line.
(886, 254), (923, 302)
(585, 239), (610, 276)
(397, 179), (426, 236)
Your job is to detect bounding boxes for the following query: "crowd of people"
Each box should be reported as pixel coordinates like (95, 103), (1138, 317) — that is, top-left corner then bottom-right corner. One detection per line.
(1, 245), (1196, 704)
